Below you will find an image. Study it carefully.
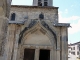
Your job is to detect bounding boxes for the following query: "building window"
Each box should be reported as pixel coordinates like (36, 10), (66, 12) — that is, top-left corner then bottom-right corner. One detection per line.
(71, 47), (72, 50)
(44, 0), (48, 6)
(71, 52), (75, 55)
(11, 13), (16, 21)
(73, 47), (75, 50)
(44, 2), (48, 6)
(38, 0), (42, 6)
(78, 44), (80, 50)
(69, 51), (71, 53)
(77, 46), (79, 50)
(38, 0), (48, 6)
(77, 51), (79, 55)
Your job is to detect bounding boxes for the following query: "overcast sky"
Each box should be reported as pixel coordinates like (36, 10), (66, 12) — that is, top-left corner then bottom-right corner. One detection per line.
(12, 0), (80, 44)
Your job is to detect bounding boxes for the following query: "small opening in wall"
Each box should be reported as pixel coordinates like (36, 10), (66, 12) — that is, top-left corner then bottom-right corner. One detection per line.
(23, 49), (35, 60)
(38, 2), (42, 6)
(44, 2), (48, 6)
(39, 49), (50, 60)
(11, 13), (16, 21)
(39, 13), (44, 19)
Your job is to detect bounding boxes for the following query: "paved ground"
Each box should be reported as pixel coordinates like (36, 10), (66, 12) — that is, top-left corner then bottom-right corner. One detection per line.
(68, 55), (77, 60)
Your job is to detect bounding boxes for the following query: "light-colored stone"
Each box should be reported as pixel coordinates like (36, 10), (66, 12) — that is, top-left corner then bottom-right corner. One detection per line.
(10, 6), (58, 23)
(0, 0), (69, 60)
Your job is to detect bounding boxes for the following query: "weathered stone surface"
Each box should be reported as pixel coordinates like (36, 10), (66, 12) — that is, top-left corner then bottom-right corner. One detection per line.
(0, 0), (11, 17)
(60, 27), (68, 60)
(0, 0), (69, 60)
(0, 0), (11, 60)
(10, 6), (58, 23)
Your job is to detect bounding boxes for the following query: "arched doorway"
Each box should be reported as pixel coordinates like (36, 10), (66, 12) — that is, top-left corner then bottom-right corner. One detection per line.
(17, 22), (57, 60)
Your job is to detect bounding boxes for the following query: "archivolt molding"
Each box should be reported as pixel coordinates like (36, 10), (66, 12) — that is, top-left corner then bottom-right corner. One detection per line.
(18, 20), (57, 49)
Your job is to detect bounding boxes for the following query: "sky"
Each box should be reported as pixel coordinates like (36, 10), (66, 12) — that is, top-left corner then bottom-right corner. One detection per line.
(11, 0), (80, 44)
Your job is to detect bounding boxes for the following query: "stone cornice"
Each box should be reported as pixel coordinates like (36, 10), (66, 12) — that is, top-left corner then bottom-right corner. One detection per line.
(53, 23), (70, 27)
(11, 5), (59, 9)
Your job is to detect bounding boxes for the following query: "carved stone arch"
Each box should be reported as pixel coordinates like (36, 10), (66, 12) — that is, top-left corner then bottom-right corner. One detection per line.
(41, 21), (57, 48)
(19, 21), (57, 49)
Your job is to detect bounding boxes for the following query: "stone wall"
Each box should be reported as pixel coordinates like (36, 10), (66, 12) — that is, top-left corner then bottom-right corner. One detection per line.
(7, 20), (58, 60)
(10, 6), (58, 23)
(0, 18), (8, 55)
(6, 20), (68, 60)
(0, 0), (11, 60)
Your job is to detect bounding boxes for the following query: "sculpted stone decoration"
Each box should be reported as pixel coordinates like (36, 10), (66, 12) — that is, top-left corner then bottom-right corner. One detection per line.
(19, 20), (57, 49)
(18, 20), (57, 60)
(19, 20), (37, 43)
(41, 21), (57, 48)
(40, 28), (47, 34)
(41, 21), (57, 39)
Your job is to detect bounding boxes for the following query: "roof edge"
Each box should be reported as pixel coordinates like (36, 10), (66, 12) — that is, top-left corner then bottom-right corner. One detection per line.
(11, 5), (59, 9)
(68, 41), (80, 46)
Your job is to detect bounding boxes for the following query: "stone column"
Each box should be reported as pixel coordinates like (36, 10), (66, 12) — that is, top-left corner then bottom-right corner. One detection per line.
(0, 7), (10, 60)
(0, 16), (8, 55)
(50, 49), (54, 60)
(56, 30), (60, 60)
(0, 16), (8, 60)
(5, 24), (16, 60)
(61, 27), (68, 60)
(57, 49), (60, 60)
(53, 49), (57, 60)
(0, 0), (11, 60)
(12, 26), (20, 60)
(35, 48), (39, 60)
(0, 3), (8, 55)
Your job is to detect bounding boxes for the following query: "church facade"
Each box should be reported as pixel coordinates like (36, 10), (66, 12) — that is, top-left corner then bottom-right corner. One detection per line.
(0, 0), (70, 60)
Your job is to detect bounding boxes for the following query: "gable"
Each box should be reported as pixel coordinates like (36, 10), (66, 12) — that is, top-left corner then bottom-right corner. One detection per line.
(19, 20), (57, 48)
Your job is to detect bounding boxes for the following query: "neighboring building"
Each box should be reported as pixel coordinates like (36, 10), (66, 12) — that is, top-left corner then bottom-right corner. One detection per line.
(68, 42), (80, 60)
(0, 0), (70, 60)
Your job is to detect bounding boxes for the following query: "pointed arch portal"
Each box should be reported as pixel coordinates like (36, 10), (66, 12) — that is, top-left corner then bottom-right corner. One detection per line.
(19, 21), (57, 48)
(18, 21), (57, 60)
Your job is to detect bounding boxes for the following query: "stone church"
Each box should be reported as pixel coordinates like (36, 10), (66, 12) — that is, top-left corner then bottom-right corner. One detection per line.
(0, 0), (70, 60)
